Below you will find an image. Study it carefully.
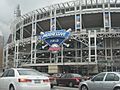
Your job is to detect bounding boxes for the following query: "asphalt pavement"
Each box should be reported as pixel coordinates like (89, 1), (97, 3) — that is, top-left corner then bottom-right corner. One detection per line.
(51, 86), (78, 90)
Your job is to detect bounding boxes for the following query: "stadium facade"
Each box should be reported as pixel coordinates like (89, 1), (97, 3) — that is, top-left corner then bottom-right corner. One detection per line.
(4, 0), (120, 75)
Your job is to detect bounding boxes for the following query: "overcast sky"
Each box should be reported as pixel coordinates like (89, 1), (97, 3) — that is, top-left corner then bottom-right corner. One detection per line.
(0, 0), (71, 43)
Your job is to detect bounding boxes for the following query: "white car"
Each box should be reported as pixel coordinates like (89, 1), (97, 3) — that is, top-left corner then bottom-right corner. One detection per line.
(0, 68), (50, 90)
(79, 72), (120, 90)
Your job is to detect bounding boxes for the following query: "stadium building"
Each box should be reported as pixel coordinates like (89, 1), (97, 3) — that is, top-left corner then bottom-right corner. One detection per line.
(4, 0), (120, 75)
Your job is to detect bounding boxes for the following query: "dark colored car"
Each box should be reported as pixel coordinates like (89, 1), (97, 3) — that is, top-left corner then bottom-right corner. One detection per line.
(56, 73), (82, 87)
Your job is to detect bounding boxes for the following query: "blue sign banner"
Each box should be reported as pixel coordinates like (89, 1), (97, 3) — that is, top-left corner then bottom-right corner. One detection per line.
(39, 30), (71, 46)
(45, 37), (64, 46)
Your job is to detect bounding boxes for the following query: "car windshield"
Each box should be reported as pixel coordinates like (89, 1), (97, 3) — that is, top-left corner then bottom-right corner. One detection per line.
(17, 69), (43, 76)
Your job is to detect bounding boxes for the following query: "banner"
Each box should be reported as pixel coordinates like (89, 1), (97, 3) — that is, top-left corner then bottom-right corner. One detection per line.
(39, 29), (71, 52)
(40, 30), (70, 46)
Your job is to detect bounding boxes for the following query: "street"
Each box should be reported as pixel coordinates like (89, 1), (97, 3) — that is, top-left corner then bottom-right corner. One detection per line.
(51, 86), (78, 90)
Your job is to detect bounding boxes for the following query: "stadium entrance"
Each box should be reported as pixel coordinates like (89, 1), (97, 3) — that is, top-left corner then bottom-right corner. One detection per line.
(30, 64), (98, 76)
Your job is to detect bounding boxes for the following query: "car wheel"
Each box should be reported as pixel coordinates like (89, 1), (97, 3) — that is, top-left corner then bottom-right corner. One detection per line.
(69, 82), (74, 87)
(114, 87), (120, 90)
(81, 85), (88, 90)
(9, 85), (15, 90)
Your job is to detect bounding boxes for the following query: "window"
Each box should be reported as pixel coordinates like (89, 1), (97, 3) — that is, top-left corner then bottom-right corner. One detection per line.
(18, 69), (43, 76)
(1, 70), (9, 77)
(7, 70), (15, 77)
(67, 74), (72, 78)
(61, 74), (67, 78)
(1, 69), (15, 77)
(105, 73), (119, 81)
(72, 74), (82, 77)
(92, 73), (106, 81)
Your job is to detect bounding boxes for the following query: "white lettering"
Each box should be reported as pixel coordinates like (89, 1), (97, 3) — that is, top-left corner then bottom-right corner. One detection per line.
(42, 31), (67, 39)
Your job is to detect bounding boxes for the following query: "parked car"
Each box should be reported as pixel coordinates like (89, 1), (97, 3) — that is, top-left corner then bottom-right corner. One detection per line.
(41, 72), (56, 88)
(56, 73), (82, 87)
(79, 72), (120, 90)
(0, 68), (50, 90)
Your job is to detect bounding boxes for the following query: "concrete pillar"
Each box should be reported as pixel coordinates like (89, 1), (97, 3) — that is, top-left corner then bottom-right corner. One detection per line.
(48, 65), (59, 73)
(90, 65), (98, 74)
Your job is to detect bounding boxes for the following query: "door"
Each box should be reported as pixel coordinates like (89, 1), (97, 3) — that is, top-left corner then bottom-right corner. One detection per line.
(5, 69), (16, 90)
(0, 70), (9, 90)
(65, 74), (73, 85)
(102, 73), (119, 90)
(0, 69), (15, 90)
(60, 74), (68, 85)
(88, 72), (106, 90)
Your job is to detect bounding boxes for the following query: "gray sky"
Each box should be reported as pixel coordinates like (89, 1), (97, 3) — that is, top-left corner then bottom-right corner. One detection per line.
(0, 0), (70, 43)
